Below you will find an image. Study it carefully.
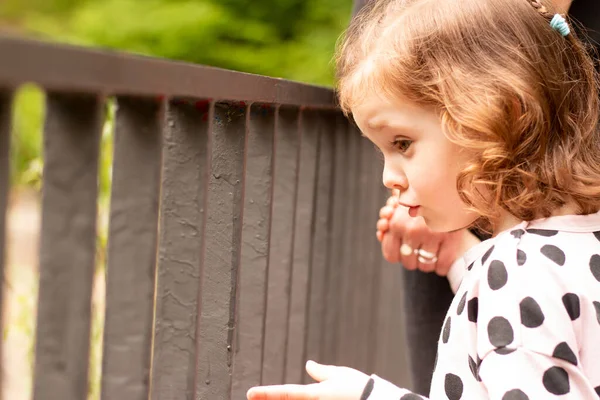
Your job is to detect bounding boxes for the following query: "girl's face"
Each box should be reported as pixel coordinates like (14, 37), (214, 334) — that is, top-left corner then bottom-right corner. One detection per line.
(353, 93), (479, 232)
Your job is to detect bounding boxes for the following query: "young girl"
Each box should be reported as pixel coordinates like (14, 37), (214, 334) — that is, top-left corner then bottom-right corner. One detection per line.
(247, 0), (600, 398)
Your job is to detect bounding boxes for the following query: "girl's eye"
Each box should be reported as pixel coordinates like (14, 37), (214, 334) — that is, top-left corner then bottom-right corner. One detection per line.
(392, 138), (412, 153)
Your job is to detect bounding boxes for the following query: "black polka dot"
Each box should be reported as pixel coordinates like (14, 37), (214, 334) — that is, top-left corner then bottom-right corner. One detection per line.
(442, 317), (451, 343)
(502, 389), (529, 400)
(482, 245), (495, 265)
(494, 347), (516, 355)
(520, 297), (545, 328)
(541, 244), (565, 266)
(468, 297), (479, 322)
(433, 352), (438, 372)
(590, 254), (600, 282)
(457, 292), (467, 315)
(468, 355), (481, 381)
(488, 316), (514, 347)
(510, 229), (525, 239)
(594, 301), (600, 325)
(517, 249), (527, 266)
(542, 366), (570, 395)
(562, 293), (580, 320)
(594, 231), (600, 242)
(467, 261), (474, 271)
(552, 342), (578, 365)
(595, 386), (600, 396)
(488, 260), (508, 290)
(400, 394), (423, 400)
(444, 373), (463, 400)
(526, 228), (558, 237)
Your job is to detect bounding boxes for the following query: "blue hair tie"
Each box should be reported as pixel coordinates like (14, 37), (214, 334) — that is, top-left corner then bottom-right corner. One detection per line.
(550, 14), (570, 37)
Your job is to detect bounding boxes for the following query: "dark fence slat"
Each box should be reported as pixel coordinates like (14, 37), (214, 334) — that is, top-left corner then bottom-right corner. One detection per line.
(194, 103), (246, 399)
(365, 154), (384, 373)
(347, 130), (368, 370)
(321, 115), (349, 366)
(304, 112), (335, 382)
(335, 123), (361, 367)
(0, 90), (12, 400)
(284, 110), (320, 384)
(231, 104), (275, 399)
(261, 107), (300, 385)
(372, 179), (390, 378)
(33, 92), (102, 400)
(150, 100), (210, 400)
(100, 97), (162, 399)
(352, 137), (376, 372)
(389, 265), (412, 389)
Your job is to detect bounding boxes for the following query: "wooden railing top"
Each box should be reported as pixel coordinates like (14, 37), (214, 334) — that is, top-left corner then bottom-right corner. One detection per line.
(0, 35), (338, 108)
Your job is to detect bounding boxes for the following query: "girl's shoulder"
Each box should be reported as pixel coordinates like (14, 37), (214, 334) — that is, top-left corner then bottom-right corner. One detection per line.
(460, 221), (600, 364)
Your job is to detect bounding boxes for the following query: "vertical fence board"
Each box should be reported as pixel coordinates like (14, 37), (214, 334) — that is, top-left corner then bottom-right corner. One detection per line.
(261, 107), (300, 385)
(344, 134), (371, 371)
(304, 112), (335, 382)
(365, 154), (384, 373)
(0, 90), (12, 400)
(335, 123), (361, 367)
(373, 184), (390, 378)
(352, 138), (376, 372)
(230, 104), (275, 398)
(150, 100), (210, 400)
(194, 103), (246, 399)
(284, 110), (320, 384)
(33, 92), (102, 400)
(321, 115), (348, 365)
(101, 97), (162, 400)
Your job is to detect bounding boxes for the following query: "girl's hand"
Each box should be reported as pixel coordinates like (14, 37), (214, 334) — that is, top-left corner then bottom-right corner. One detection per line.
(246, 360), (370, 400)
(376, 195), (399, 242)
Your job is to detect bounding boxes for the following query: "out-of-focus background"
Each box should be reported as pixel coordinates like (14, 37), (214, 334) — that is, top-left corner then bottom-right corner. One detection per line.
(0, 1), (352, 398)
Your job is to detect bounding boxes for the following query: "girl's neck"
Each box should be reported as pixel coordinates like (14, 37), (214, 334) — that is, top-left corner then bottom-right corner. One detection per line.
(492, 201), (581, 237)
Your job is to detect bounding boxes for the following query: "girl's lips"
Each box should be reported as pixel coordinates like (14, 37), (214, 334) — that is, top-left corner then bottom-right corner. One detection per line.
(408, 206), (420, 217)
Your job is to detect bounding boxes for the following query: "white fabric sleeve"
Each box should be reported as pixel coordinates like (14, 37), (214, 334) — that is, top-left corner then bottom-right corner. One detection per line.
(366, 375), (427, 399)
(478, 347), (599, 399)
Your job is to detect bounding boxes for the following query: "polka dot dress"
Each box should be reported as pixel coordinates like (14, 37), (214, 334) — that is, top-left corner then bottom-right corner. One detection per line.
(366, 212), (600, 399)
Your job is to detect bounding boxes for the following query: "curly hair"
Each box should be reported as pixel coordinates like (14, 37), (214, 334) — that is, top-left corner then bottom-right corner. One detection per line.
(336, 0), (600, 229)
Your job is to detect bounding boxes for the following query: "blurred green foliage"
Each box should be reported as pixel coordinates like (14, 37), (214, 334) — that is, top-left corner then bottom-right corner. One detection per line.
(1, 0), (351, 188)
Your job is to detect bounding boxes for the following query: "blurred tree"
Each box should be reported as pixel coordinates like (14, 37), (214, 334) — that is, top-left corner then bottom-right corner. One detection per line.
(0, 0), (352, 85)
(0, 0), (352, 187)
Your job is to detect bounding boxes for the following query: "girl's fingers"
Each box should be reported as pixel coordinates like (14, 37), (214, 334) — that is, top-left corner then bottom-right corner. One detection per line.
(247, 384), (318, 400)
(379, 205), (395, 219)
(376, 230), (384, 242)
(382, 231), (402, 263)
(377, 218), (389, 232)
(305, 360), (338, 382)
(386, 195), (398, 207)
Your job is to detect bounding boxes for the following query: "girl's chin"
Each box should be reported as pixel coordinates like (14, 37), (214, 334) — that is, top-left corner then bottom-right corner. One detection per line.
(422, 215), (477, 233)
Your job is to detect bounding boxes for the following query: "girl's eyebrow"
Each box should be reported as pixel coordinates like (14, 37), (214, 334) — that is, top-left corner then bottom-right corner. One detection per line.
(368, 120), (415, 135)
(367, 119), (389, 131)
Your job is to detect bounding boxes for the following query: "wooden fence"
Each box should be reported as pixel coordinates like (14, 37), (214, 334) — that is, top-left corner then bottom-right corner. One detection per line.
(0, 36), (412, 400)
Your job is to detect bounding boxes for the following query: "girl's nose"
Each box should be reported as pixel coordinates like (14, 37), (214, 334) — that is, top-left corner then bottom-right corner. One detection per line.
(382, 162), (408, 191)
